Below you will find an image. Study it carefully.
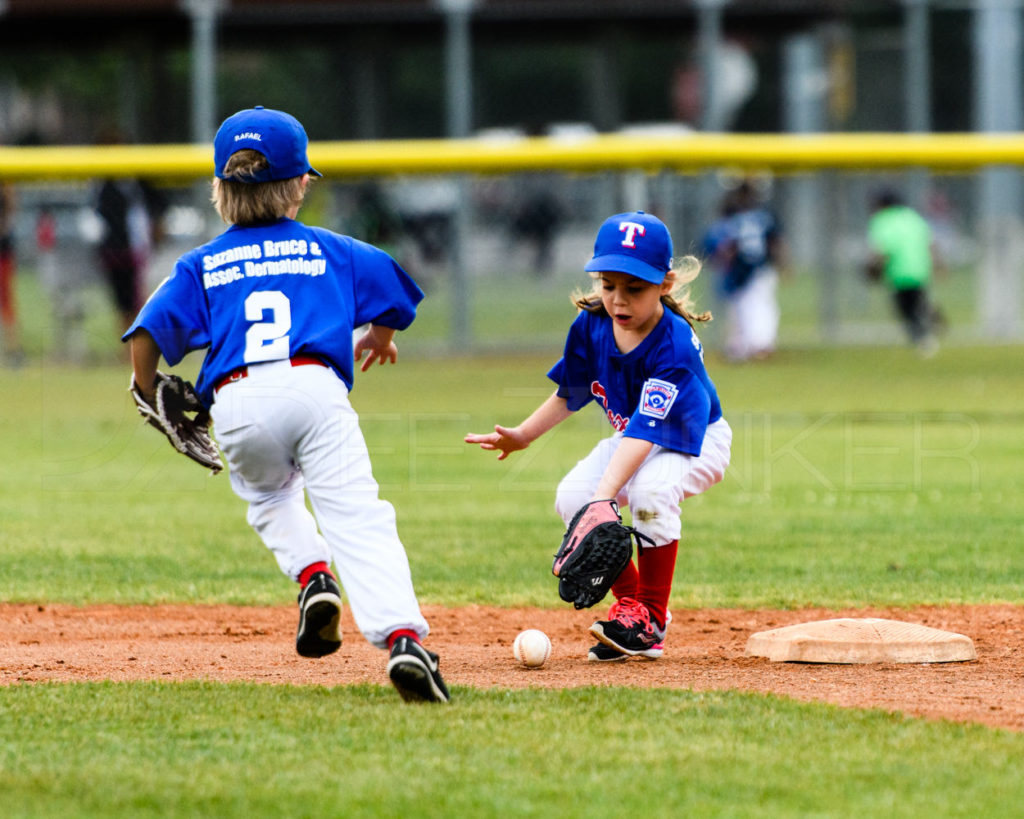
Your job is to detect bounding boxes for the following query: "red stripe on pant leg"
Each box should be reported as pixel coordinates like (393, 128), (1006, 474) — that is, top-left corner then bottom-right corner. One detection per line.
(0, 252), (15, 326)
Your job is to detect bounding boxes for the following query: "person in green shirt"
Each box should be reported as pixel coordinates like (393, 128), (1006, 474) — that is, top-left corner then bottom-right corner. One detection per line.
(866, 189), (945, 355)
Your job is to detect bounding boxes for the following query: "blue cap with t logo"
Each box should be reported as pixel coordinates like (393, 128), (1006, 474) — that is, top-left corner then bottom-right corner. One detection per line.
(584, 211), (673, 284)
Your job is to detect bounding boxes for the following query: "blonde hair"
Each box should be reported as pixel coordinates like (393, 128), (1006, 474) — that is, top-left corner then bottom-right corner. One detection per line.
(211, 149), (309, 225)
(572, 254), (712, 326)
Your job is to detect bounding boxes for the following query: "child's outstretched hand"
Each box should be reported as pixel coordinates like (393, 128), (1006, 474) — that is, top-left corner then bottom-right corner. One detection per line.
(466, 393), (570, 461)
(464, 425), (529, 460)
(354, 325), (398, 371)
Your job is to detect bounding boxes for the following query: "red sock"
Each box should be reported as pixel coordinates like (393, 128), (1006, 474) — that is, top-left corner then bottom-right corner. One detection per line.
(387, 629), (421, 650)
(298, 561), (334, 588)
(637, 540), (678, 630)
(611, 559), (639, 600)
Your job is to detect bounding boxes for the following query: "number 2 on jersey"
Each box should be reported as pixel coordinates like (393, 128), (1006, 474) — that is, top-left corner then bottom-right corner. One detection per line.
(243, 290), (292, 363)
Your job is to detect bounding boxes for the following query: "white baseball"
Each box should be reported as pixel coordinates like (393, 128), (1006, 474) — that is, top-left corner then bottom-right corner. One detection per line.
(513, 629), (551, 668)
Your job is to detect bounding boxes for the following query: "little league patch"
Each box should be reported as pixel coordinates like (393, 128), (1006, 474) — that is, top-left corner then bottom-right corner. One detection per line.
(639, 378), (678, 419)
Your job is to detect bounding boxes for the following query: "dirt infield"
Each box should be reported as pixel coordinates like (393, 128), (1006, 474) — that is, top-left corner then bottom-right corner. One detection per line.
(2, 603), (1023, 732)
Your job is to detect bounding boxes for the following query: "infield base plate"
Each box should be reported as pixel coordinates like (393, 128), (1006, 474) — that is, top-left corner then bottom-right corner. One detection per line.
(745, 618), (977, 664)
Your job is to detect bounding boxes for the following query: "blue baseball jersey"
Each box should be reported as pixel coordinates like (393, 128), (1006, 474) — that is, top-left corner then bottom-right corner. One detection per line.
(123, 217), (424, 407)
(727, 208), (780, 293)
(703, 207), (780, 295)
(547, 308), (722, 456)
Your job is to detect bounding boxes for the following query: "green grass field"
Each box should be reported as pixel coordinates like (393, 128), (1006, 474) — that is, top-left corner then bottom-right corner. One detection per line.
(2, 268), (1024, 817)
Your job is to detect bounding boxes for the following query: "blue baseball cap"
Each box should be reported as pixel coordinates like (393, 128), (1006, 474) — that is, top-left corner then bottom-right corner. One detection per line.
(214, 106), (321, 182)
(584, 211), (673, 284)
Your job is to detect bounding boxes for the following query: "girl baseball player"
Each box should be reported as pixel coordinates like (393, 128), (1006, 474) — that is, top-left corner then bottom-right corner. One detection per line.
(466, 211), (731, 661)
(123, 106), (449, 702)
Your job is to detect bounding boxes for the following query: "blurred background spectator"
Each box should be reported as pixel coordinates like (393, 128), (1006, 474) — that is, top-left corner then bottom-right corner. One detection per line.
(508, 176), (565, 278)
(0, 180), (24, 365)
(702, 179), (787, 362)
(865, 188), (947, 357)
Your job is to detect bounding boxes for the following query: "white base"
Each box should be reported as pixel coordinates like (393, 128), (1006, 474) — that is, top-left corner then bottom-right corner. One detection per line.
(745, 618), (977, 664)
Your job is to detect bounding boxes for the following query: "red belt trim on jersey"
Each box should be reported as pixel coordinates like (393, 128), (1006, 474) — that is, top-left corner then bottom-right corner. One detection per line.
(214, 356), (327, 393)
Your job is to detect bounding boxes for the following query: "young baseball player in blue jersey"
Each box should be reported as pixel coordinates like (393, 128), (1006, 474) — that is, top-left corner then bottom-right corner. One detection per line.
(466, 211), (731, 661)
(702, 181), (786, 362)
(123, 106), (449, 702)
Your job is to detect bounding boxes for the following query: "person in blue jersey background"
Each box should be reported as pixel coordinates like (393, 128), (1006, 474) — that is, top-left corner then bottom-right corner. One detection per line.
(123, 107), (449, 703)
(702, 180), (787, 362)
(466, 211), (731, 662)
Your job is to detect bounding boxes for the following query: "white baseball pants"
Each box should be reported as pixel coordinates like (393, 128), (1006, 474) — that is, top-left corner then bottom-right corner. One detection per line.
(726, 267), (779, 361)
(210, 359), (429, 649)
(554, 417), (732, 546)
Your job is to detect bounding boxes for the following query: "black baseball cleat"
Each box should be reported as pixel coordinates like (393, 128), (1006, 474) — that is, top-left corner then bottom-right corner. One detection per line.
(386, 636), (450, 703)
(589, 597), (667, 658)
(295, 572), (343, 658)
(587, 642), (628, 662)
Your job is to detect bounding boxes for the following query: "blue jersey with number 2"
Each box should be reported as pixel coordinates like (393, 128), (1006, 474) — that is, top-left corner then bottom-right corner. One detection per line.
(547, 309), (722, 456)
(123, 217), (424, 407)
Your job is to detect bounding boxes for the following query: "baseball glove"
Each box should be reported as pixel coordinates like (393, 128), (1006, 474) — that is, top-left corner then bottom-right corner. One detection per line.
(129, 371), (223, 474)
(551, 499), (650, 610)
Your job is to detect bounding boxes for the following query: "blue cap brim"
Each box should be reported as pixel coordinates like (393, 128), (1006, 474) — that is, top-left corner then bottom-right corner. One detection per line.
(584, 253), (667, 284)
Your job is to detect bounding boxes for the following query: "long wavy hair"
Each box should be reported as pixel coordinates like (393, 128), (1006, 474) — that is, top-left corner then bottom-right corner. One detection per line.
(211, 150), (308, 225)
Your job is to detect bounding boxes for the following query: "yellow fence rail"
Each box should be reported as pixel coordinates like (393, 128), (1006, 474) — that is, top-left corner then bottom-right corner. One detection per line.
(2, 133), (1024, 181)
